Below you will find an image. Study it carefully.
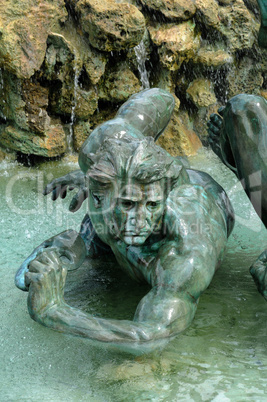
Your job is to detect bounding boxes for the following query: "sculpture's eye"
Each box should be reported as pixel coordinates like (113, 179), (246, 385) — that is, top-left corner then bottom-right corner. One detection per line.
(120, 200), (134, 210)
(91, 192), (102, 208)
(146, 201), (160, 211)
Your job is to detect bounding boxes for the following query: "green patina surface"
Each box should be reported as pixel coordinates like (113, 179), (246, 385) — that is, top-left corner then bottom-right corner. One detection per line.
(15, 89), (234, 354)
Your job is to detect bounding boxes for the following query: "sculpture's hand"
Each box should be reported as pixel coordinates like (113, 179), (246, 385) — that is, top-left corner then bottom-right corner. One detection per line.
(15, 230), (86, 292)
(15, 240), (54, 291)
(207, 109), (224, 159)
(25, 250), (67, 320)
(43, 170), (88, 212)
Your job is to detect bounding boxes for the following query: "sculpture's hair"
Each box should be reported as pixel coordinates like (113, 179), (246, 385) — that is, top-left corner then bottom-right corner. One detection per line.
(87, 136), (181, 188)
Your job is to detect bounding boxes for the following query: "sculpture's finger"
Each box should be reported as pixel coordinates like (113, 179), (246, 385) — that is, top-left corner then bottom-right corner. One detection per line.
(43, 183), (53, 195)
(51, 186), (62, 201)
(28, 259), (48, 273)
(43, 180), (59, 196)
(207, 122), (221, 136)
(36, 249), (61, 268)
(60, 186), (68, 199)
(209, 113), (223, 127)
(69, 188), (89, 212)
(46, 250), (62, 268)
(218, 106), (226, 116)
(25, 271), (44, 287)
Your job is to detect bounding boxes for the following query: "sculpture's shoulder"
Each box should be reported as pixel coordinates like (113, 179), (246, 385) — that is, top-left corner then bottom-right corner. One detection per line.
(164, 167), (234, 238)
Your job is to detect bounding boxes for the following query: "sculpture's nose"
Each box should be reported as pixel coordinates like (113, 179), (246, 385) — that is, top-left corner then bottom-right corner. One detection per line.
(135, 205), (146, 232)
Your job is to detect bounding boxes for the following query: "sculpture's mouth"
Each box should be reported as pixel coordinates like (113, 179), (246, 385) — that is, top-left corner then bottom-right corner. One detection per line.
(123, 231), (149, 237)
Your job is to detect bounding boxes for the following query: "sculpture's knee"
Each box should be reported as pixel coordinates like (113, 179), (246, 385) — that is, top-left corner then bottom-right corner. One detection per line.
(223, 94), (267, 148)
(225, 94), (264, 117)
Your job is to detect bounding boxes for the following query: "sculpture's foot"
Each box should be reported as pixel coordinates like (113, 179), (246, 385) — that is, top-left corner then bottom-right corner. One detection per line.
(207, 105), (239, 175)
(249, 249), (267, 301)
(207, 108), (225, 162)
(258, 24), (267, 49)
(256, 0), (267, 49)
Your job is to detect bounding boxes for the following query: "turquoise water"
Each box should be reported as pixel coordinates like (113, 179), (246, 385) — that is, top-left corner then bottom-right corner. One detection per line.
(1, 149), (267, 401)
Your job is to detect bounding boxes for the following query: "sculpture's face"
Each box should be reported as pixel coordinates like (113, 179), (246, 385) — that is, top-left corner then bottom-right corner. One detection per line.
(89, 178), (166, 246)
(113, 180), (166, 246)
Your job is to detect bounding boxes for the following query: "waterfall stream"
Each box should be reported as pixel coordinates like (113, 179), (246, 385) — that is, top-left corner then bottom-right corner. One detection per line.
(67, 56), (80, 153)
(134, 39), (150, 90)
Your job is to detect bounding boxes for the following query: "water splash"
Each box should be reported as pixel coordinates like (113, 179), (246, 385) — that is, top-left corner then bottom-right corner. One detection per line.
(134, 40), (150, 89)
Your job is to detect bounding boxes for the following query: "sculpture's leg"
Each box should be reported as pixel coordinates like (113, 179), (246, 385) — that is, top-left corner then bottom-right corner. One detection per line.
(208, 94), (267, 300)
(222, 94), (267, 227)
(116, 88), (175, 140)
(208, 94), (267, 227)
(257, 0), (267, 48)
(78, 88), (175, 173)
(250, 249), (267, 300)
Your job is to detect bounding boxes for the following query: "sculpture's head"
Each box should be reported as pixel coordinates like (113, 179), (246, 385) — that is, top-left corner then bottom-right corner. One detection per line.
(86, 136), (182, 246)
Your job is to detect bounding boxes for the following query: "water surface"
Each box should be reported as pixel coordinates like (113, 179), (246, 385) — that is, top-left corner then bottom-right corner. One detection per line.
(1, 150), (266, 401)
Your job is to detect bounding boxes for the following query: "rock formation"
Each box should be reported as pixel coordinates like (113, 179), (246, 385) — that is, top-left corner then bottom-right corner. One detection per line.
(0, 0), (265, 159)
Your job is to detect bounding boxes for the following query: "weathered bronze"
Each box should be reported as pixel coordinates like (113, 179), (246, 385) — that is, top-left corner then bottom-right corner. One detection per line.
(208, 94), (267, 300)
(208, 0), (267, 301)
(16, 88), (234, 352)
(257, 0), (267, 49)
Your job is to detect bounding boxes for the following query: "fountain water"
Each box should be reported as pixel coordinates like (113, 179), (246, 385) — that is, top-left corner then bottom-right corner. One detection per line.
(0, 0), (266, 398)
(134, 39), (150, 90)
(1, 150), (267, 400)
(67, 55), (80, 153)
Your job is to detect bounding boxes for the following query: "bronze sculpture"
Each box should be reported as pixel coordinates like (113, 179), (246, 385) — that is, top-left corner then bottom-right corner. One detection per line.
(208, 0), (267, 300)
(208, 94), (267, 300)
(15, 88), (234, 352)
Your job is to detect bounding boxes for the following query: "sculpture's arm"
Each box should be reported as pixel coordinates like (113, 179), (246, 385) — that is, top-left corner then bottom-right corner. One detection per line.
(134, 184), (229, 330)
(25, 184), (228, 353)
(25, 249), (197, 353)
(43, 169), (88, 212)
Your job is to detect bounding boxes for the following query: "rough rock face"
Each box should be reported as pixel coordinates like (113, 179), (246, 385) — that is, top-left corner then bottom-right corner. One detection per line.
(138, 0), (196, 21)
(218, 0), (258, 51)
(157, 98), (202, 156)
(99, 65), (142, 101)
(186, 79), (217, 108)
(0, 123), (66, 157)
(21, 81), (50, 134)
(75, 0), (146, 51)
(195, 0), (220, 28)
(149, 22), (201, 71)
(0, 0), (265, 158)
(0, 0), (67, 78)
(194, 48), (234, 68)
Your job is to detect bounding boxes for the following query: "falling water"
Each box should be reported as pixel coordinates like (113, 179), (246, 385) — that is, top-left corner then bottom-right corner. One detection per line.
(67, 56), (80, 153)
(0, 68), (7, 122)
(134, 39), (150, 89)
